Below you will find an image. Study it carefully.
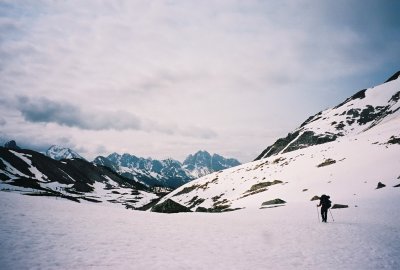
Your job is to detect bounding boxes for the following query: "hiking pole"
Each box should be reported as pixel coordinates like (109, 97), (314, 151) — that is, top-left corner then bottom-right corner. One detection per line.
(329, 209), (335, 222)
(317, 205), (320, 222)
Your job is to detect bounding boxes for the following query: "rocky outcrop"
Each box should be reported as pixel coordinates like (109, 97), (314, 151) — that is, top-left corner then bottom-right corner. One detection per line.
(151, 199), (192, 213)
(376, 182), (386, 189)
(261, 198), (286, 206)
(4, 140), (20, 150)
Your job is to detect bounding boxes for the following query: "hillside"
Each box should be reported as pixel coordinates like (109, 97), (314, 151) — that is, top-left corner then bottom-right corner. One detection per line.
(153, 72), (400, 212)
(0, 147), (159, 209)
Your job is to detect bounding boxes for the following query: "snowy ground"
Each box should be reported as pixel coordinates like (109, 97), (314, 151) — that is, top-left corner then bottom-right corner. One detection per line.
(1, 192), (399, 270)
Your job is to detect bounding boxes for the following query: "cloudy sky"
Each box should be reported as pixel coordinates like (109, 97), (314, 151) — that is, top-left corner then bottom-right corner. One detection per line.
(1, 0), (399, 162)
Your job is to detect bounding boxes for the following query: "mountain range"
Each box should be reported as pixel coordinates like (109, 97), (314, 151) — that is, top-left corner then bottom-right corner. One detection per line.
(43, 145), (240, 188)
(0, 142), (240, 208)
(93, 150), (240, 188)
(152, 71), (400, 213)
(1, 71), (399, 213)
(0, 144), (161, 209)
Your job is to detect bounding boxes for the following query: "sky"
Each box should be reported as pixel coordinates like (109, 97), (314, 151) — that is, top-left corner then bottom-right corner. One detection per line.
(0, 0), (399, 163)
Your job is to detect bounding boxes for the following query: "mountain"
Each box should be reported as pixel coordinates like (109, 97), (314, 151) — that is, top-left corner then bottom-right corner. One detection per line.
(0, 147), (160, 209)
(93, 151), (241, 189)
(46, 145), (85, 161)
(43, 144), (240, 189)
(152, 71), (400, 213)
(255, 72), (400, 160)
(4, 140), (20, 150)
(183, 150), (241, 178)
(93, 153), (190, 189)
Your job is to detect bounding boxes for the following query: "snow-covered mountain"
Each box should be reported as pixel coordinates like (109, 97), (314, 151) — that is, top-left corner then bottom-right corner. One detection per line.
(0, 146), (160, 209)
(93, 151), (241, 188)
(153, 71), (400, 213)
(46, 145), (85, 161)
(255, 72), (400, 160)
(183, 150), (241, 178)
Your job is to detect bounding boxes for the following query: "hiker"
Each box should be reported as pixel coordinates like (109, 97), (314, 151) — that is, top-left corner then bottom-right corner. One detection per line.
(317, 194), (331, 222)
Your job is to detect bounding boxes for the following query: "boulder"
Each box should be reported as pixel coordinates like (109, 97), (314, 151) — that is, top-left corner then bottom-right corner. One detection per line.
(261, 198), (286, 206)
(376, 182), (386, 189)
(151, 199), (192, 213)
(331, 204), (349, 209)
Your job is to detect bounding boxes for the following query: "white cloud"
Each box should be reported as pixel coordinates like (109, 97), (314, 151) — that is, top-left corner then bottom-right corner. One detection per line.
(1, 0), (399, 162)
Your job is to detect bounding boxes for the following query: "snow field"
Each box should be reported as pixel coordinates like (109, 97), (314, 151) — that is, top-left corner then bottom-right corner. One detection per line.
(165, 123), (400, 210)
(1, 191), (399, 270)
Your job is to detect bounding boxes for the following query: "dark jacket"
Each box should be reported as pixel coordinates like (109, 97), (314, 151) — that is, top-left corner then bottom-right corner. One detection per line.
(318, 194), (331, 208)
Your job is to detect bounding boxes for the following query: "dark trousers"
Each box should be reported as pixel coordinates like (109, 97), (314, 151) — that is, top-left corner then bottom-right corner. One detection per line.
(321, 207), (328, 222)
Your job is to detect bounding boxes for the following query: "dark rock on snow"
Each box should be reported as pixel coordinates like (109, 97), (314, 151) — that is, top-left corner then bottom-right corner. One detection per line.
(310, 195), (320, 201)
(4, 140), (20, 150)
(261, 198), (286, 206)
(376, 182), (386, 189)
(331, 204), (349, 209)
(151, 199), (192, 213)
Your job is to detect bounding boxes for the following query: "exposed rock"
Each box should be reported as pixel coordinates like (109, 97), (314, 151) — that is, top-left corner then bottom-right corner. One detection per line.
(241, 180), (283, 198)
(4, 140), (20, 150)
(317, 159), (336, 168)
(246, 180), (283, 193)
(387, 136), (400, 145)
(393, 183), (400, 188)
(173, 185), (199, 196)
(261, 198), (286, 206)
(195, 206), (241, 213)
(334, 89), (367, 109)
(310, 195), (320, 201)
(186, 196), (205, 209)
(384, 71), (400, 83)
(331, 204), (349, 209)
(151, 199), (192, 213)
(255, 131), (301, 160)
(376, 182), (386, 189)
(255, 130), (338, 161)
(283, 131), (337, 154)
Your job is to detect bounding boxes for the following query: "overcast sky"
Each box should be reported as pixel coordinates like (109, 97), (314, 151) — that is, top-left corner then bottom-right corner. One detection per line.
(1, 0), (399, 162)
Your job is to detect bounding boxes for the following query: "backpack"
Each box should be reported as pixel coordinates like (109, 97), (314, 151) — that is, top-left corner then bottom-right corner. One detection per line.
(321, 195), (332, 208)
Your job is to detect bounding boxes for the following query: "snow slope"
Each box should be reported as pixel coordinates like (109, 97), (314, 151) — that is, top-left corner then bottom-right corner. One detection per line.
(0, 148), (159, 209)
(1, 191), (399, 270)
(256, 72), (400, 160)
(155, 74), (400, 212)
(46, 145), (85, 160)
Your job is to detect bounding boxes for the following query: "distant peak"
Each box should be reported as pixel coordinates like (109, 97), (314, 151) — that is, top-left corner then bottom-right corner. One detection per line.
(194, 150), (211, 156)
(48, 145), (61, 150)
(384, 71), (400, 83)
(4, 140), (20, 150)
(107, 152), (121, 158)
(46, 145), (84, 160)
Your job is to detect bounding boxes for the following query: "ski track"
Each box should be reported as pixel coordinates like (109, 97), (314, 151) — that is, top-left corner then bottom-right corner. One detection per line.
(1, 192), (399, 270)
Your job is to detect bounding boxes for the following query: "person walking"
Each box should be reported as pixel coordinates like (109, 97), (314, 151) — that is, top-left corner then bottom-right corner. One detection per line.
(317, 194), (331, 222)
